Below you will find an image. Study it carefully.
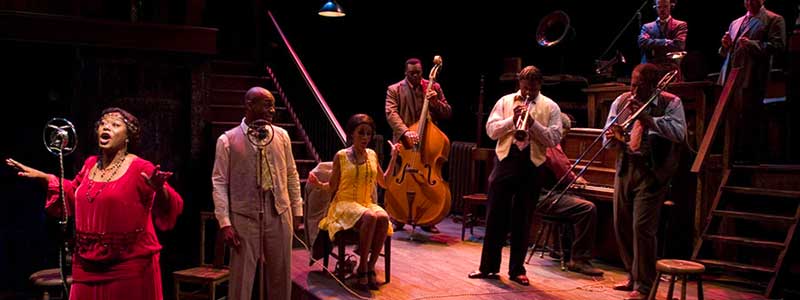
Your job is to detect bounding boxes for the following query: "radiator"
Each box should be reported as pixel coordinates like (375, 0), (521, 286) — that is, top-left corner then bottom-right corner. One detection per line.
(449, 141), (476, 215)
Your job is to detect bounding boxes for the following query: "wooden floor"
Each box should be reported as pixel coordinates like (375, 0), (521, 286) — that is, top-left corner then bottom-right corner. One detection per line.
(290, 217), (767, 300)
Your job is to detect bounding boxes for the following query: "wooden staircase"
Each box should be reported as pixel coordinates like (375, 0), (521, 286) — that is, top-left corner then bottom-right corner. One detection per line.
(206, 60), (320, 185)
(692, 164), (800, 298)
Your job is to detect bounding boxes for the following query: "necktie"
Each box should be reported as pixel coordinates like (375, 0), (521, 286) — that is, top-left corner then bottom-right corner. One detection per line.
(628, 120), (646, 153)
(260, 147), (273, 191)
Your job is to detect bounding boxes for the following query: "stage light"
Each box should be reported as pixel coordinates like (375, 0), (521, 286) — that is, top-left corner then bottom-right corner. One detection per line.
(319, 1), (345, 17)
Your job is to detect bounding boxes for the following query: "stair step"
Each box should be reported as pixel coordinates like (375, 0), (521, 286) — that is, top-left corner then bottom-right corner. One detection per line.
(210, 89), (280, 106)
(210, 74), (271, 91)
(207, 105), (287, 123)
(723, 186), (800, 198)
(695, 259), (774, 273)
(703, 234), (785, 249)
(713, 210), (796, 224)
(732, 164), (800, 172)
(211, 60), (261, 75)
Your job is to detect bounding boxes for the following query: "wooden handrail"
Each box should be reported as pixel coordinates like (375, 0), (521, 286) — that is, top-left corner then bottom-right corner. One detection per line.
(691, 67), (740, 173)
(266, 10), (346, 147)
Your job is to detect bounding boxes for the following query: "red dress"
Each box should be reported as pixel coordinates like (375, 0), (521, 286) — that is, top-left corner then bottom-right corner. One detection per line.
(45, 156), (183, 300)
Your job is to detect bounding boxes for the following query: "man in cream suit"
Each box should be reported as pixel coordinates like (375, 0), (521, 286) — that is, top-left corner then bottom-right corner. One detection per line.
(212, 87), (303, 300)
(468, 65), (562, 286)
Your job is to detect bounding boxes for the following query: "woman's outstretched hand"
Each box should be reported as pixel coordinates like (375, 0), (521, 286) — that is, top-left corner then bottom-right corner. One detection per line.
(387, 141), (402, 158)
(141, 164), (173, 192)
(6, 158), (50, 183)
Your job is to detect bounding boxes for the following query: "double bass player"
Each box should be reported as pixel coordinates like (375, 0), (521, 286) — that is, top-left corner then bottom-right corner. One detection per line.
(385, 57), (452, 233)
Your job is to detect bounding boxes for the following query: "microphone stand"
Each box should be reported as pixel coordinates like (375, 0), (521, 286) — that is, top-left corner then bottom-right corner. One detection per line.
(56, 144), (72, 298)
(596, 0), (650, 67)
(244, 121), (273, 300)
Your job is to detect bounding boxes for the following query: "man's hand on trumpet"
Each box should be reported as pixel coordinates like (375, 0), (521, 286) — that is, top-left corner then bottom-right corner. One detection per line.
(513, 105), (533, 128)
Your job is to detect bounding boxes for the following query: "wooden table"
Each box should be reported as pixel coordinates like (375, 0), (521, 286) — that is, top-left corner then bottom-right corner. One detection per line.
(581, 83), (628, 128)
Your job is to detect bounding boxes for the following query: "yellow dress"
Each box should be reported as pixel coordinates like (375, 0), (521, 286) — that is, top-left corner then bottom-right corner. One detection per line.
(319, 149), (393, 240)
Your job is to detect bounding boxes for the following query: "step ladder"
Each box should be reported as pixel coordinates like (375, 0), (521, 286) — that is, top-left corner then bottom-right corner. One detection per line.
(692, 164), (800, 298)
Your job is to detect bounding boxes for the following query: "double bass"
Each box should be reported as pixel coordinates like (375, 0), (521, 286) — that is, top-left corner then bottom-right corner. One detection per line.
(385, 55), (451, 229)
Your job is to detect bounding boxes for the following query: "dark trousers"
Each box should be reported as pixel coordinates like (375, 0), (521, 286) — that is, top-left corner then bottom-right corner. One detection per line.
(539, 193), (597, 260)
(479, 146), (543, 276)
(613, 156), (667, 295)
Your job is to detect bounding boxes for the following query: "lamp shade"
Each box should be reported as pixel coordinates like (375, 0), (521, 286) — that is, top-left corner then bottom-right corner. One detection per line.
(319, 1), (345, 17)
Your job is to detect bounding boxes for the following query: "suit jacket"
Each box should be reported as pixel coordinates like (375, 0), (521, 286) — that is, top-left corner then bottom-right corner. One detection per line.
(385, 78), (451, 142)
(718, 7), (786, 89)
(638, 17), (688, 65)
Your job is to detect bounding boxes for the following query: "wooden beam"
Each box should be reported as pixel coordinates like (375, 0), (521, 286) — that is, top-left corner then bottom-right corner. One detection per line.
(0, 10), (217, 54)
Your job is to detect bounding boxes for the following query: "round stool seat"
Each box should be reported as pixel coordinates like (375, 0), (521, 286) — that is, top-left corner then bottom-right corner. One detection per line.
(29, 268), (73, 287)
(656, 259), (705, 274)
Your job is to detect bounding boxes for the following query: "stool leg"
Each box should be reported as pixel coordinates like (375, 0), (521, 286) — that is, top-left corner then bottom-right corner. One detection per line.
(558, 225), (567, 271)
(385, 238), (391, 283)
(680, 275), (687, 300)
(696, 276), (704, 300)
(527, 223), (546, 263)
(541, 224), (553, 258)
(666, 275), (676, 300)
(648, 271), (662, 300)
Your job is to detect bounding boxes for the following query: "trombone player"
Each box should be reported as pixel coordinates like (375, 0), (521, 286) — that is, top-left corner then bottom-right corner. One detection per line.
(603, 63), (686, 300)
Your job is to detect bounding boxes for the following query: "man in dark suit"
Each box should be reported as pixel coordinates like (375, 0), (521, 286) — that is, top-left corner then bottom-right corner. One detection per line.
(385, 57), (452, 233)
(638, 0), (688, 80)
(719, 0), (786, 163)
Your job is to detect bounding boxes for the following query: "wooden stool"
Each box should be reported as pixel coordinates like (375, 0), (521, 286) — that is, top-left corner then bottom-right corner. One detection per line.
(29, 268), (72, 300)
(648, 259), (705, 300)
(526, 213), (570, 271)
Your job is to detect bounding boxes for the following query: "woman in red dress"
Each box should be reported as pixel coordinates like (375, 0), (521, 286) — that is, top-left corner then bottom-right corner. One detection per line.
(6, 107), (183, 300)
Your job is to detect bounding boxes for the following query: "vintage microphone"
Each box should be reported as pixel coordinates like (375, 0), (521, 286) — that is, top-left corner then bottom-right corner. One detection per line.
(242, 118), (274, 300)
(42, 118), (78, 298)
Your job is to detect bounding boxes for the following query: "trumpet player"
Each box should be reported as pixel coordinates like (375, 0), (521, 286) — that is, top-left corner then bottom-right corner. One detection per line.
(468, 65), (562, 286)
(603, 63), (686, 300)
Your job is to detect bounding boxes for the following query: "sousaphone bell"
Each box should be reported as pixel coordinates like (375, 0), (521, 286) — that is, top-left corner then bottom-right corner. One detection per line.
(536, 10), (573, 47)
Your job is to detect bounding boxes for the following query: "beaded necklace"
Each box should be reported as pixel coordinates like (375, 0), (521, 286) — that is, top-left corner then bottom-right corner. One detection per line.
(85, 152), (127, 203)
(349, 148), (371, 203)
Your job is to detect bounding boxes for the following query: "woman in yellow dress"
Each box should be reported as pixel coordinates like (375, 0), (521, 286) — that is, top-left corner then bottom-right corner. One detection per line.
(309, 114), (399, 289)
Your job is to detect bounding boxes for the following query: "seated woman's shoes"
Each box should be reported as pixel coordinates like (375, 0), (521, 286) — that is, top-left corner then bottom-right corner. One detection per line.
(467, 271), (499, 279)
(510, 274), (530, 286)
(367, 271), (380, 290)
(613, 280), (634, 291)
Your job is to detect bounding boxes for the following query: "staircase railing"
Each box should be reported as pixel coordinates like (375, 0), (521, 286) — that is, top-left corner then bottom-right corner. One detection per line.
(266, 10), (346, 161)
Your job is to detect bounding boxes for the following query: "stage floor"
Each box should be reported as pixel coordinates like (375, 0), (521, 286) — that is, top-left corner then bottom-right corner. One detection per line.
(290, 217), (766, 300)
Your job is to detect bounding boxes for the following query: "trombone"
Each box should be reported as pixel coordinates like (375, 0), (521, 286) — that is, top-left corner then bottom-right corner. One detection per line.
(538, 69), (679, 209)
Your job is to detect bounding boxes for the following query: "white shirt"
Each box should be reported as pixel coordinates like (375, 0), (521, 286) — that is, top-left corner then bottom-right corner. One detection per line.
(486, 91), (563, 166)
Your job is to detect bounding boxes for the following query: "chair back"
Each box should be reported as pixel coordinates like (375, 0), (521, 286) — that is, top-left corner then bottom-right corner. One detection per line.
(199, 212), (228, 268)
(469, 148), (496, 195)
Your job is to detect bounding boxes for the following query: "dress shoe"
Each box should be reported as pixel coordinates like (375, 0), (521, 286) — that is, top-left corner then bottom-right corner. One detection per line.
(567, 260), (604, 276)
(613, 280), (634, 291)
(467, 271), (499, 279)
(509, 274), (530, 286)
(422, 225), (440, 233)
(623, 290), (647, 300)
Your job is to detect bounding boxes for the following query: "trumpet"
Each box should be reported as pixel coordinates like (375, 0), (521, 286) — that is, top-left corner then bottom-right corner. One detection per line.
(513, 94), (532, 141)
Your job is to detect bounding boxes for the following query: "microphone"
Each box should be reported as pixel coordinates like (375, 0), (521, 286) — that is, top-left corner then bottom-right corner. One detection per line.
(245, 119), (274, 146)
(43, 118), (78, 156)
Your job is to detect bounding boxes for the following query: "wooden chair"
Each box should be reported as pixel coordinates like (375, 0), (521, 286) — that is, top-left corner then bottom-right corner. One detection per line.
(173, 212), (230, 300)
(29, 268), (71, 300)
(461, 147), (496, 240)
(318, 228), (391, 283)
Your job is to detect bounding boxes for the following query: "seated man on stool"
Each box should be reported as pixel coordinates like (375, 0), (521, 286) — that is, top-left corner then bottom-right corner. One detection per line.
(537, 113), (604, 277)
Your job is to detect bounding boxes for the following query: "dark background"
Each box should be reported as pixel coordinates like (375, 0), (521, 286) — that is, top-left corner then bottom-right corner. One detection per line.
(0, 0), (797, 298)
